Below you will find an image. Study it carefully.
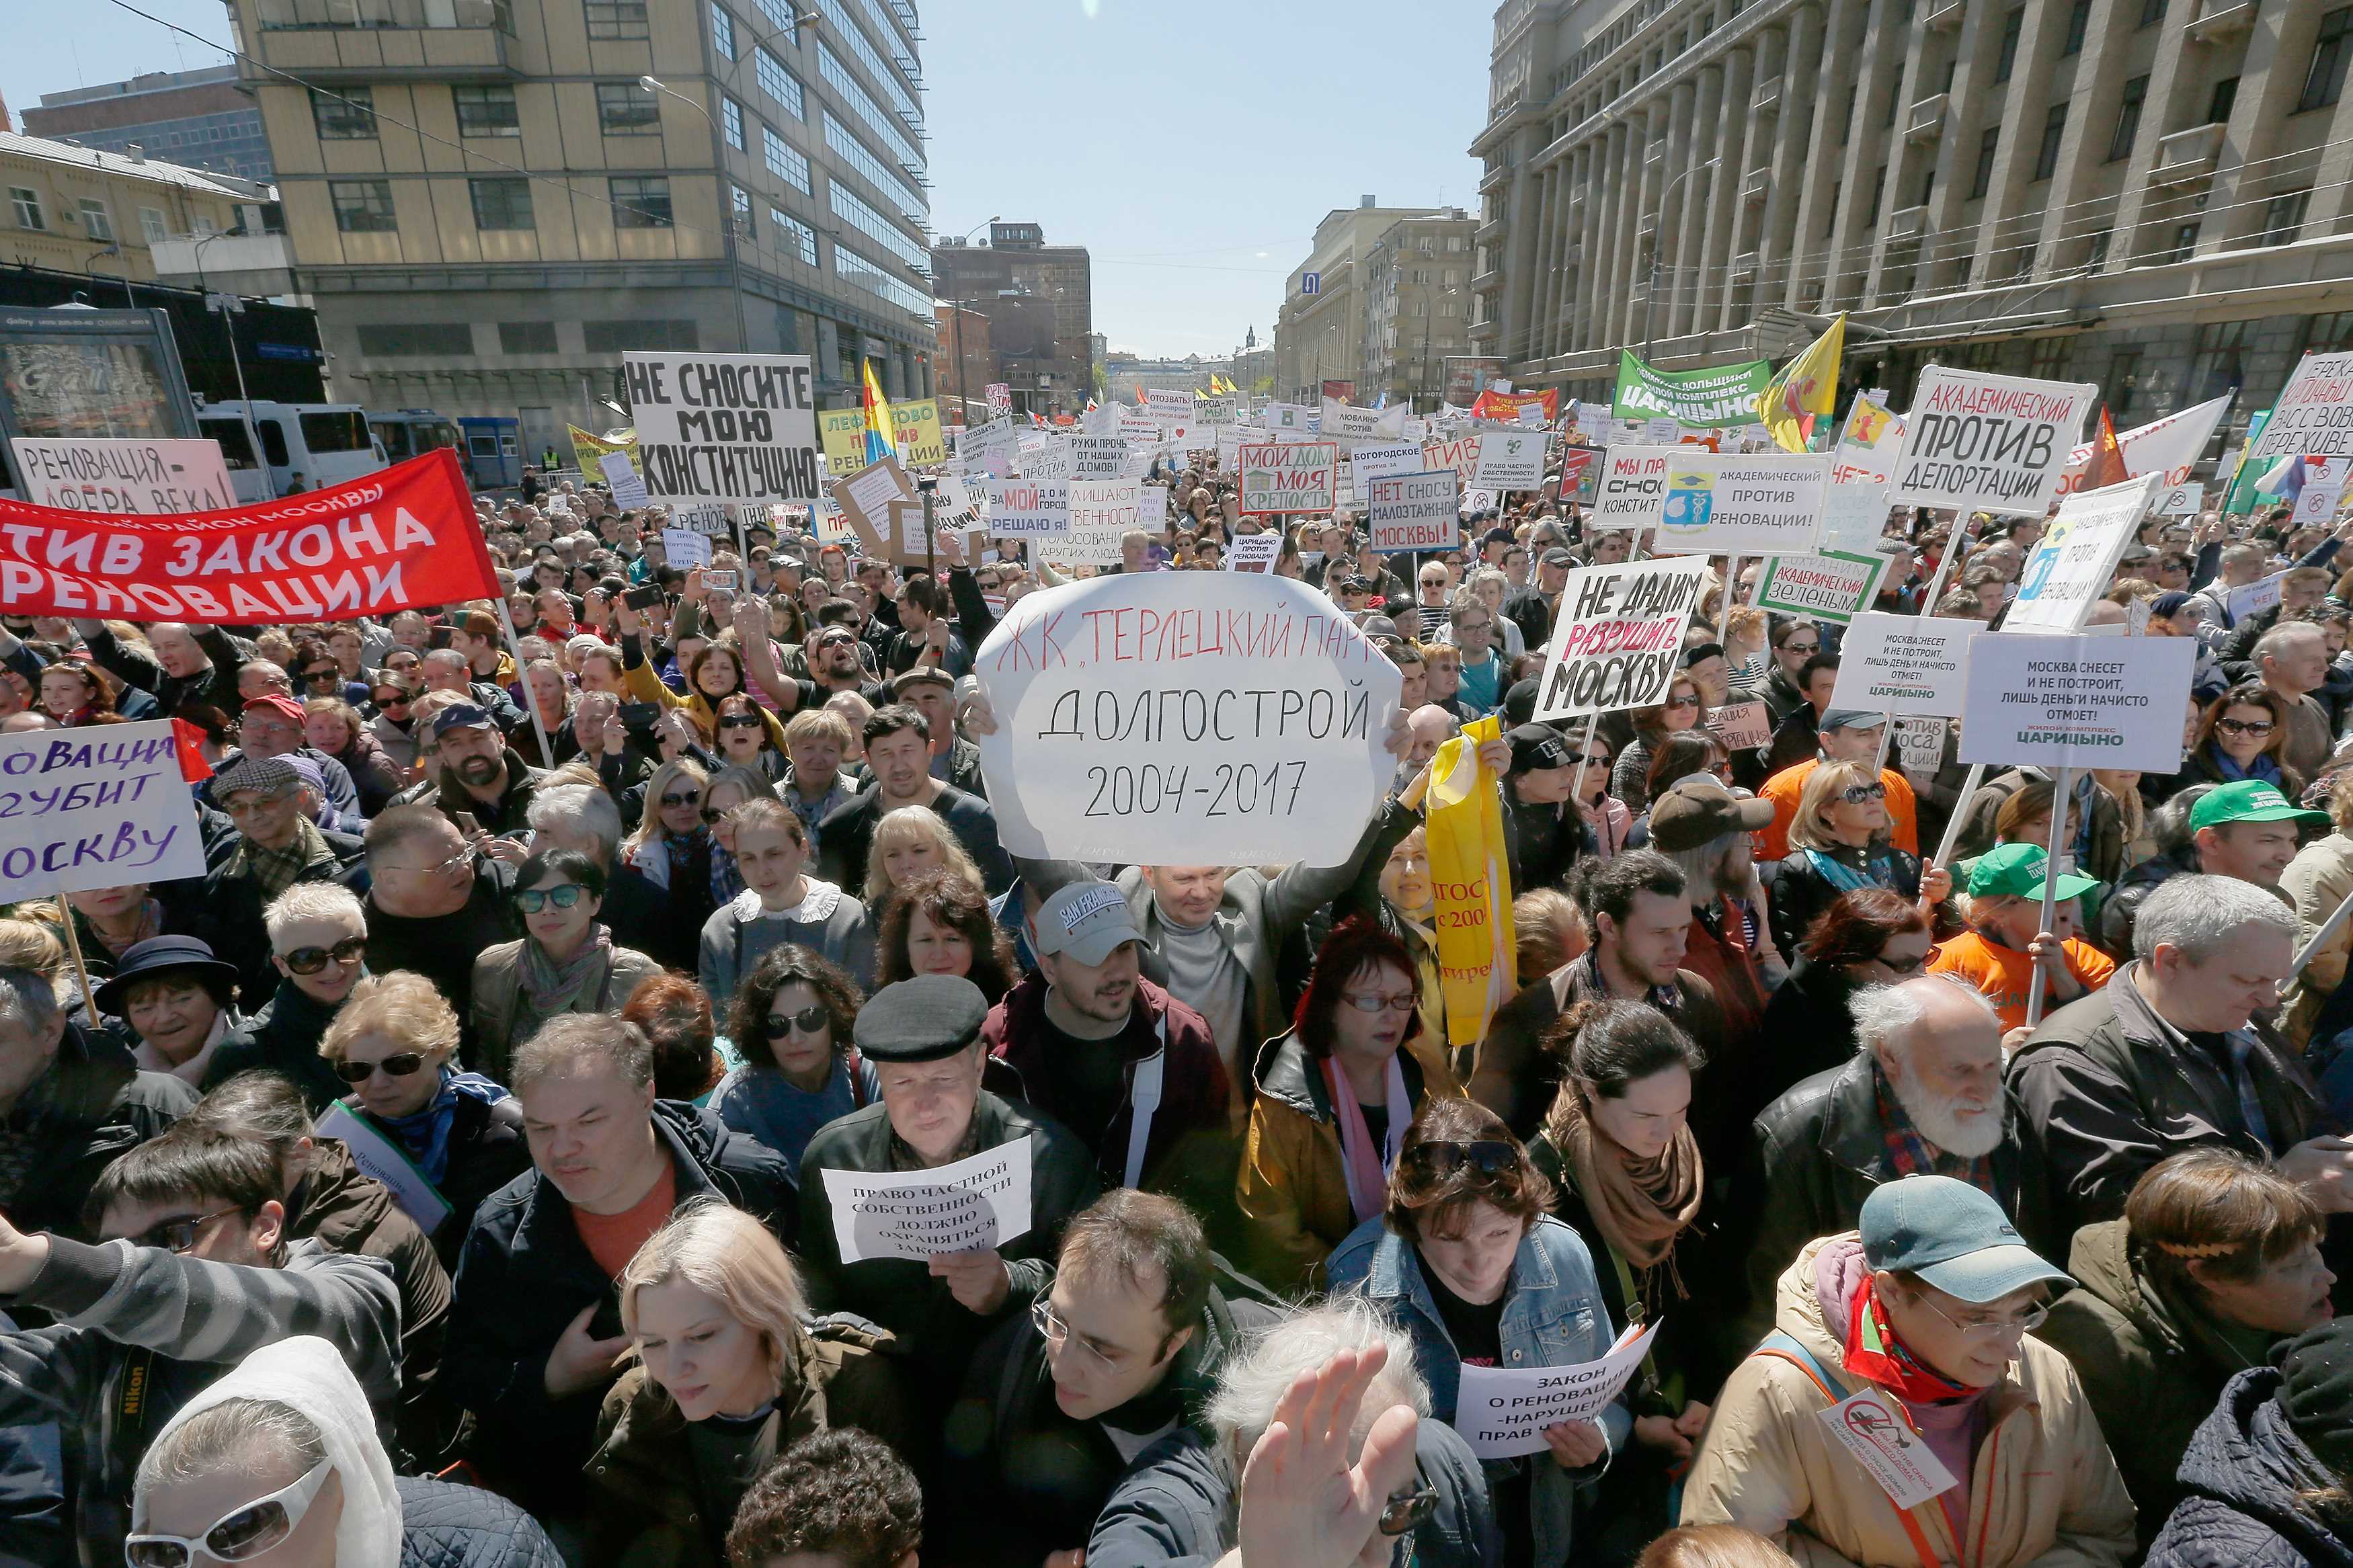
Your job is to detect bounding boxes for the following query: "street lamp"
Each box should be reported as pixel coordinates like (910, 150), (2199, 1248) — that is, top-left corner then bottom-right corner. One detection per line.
(1644, 157), (1719, 362)
(190, 229), (274, 500)
(641, 75), (751, 352)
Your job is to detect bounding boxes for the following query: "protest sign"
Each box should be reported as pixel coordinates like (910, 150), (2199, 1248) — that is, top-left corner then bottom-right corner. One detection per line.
(1072, 435), (1128, 482)
(1263, 402), (1310, 433)
(1367, 470), (1463, 554)
(1043, 478), (1139, 568)
(1238, 442), (1339, 515)
(1023, 438), (1073, 485)
(1831, 614), (1979, 715)
(624, 353), (824, 510)
(962, 417), (1015, 479)
(931, 474), (986, 534)
(1423, 434), (1482, 486)
(890, 398), (945, 466)
(1138, 486), (1168, 530)
(0, 719), (206, 901)
(1960, 632), (2196, 772)
(1896, 716), (1949, 779)
(1817, 1389), (1962, 1511)
(986, 382), (1012, 420)
(2155, 482), (2206, 516)
(2299, 472), (2349, 527)
(811, 498), (856, 546)
(0, 449), (496, 622)
(1226, 534), (1282, 573)
(821, 1141), (1033, 1263)
(972, 573), (1403, 866)
(1320, 398), (1408, 452)
(1890, 367), (2099, 515)
(1591, 448), (1670, 530)
(830, 455), (921, 565)
(982, 477), (1070, 538)
(1472, 429), (1546, 490)
(1710, 700), (1772, 751)
(316, 1101), (452, 1236)
(818, 407), (869, 480)
(2057, 393), (2233, 495)
(9, 438), (237, 514)
(2249, 352), (2353, 460)
(1199, 393), (1238, 426)
(1348, 440), (1427, 484)
(598, 450), (648, 509)
(1146, 386), (1193, 433)
(1533, 558), (1713, 722)
(2003, 472), (2162, 632)
(1654, 452), (1830, 555)
(1613, 351), (1773, 428)
(1451, 1321), (1662, 1459)
(659, 527), (711, 568)
(2227, 570), (2288, 625)
(1470, 387), (1560, 423)
(1755, 550), (1886, 624)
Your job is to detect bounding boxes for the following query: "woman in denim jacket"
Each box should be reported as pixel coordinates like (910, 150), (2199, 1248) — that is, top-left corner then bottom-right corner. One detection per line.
(1326, 1096), (1626, 1568)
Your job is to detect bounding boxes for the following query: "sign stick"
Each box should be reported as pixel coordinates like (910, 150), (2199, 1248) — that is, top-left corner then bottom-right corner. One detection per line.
(1567, 712), (1602, 819)
(1933, 762), (1989, 870)
(498, 601), (558, 771)
(2023, 764), (2075, 1030)
(1718, 554), (1741, 643)
(56, 907), (99, 1028)
(2290, 884), (2353, 981)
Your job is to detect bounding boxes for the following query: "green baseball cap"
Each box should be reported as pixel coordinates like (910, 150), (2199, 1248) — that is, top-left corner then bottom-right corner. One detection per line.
(2189, 778), (2329, 832)
(1964, 842), (2100, 902)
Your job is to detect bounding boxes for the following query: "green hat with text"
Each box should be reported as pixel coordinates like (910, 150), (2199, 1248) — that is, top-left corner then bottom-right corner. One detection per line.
(1964, 842), (2100, 903)
(2190, 778), (2328, 832)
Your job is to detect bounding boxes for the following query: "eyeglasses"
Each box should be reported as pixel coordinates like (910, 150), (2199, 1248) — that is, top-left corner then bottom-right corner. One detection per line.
(1400, 1140), (1523, 1181)
(394, 845), (474, 878)
(1915, 1293), (2049, 1341)
(1784, 641), (1820, 655)
(1840, 782), (1889, 804)
(1665, 694), (1702, 710)
(1341, 991), (1417, 1014)
(1031, 1295), (1123, 1373)
(516, 883), (588, 913)
(1380, 1485), (1441, 1538)
(2217, 718), (2276, 737)
(333, 1051), (426, 1084)
(718, 714), (764, 730)
(282, 937), (366, 975)
(126, 1457), (335, 1568)
(1872, 950), (1929, 977)
(761, 1004), (830, 1040)
(130, 1204), (244, 1253)
(660, 790), (704, 808)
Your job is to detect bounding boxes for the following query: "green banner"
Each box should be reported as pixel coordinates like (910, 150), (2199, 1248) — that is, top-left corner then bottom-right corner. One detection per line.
(1611, 350), (1774, 429)
(2224, 409), (2273, 516)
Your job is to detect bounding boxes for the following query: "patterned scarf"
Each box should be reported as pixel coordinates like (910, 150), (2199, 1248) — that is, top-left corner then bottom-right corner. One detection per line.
(234, 815), (335, 900)
(519, 923), (612, 1017)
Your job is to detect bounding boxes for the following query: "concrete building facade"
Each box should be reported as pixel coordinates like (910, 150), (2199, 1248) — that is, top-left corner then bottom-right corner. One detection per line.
(1472, 0), (2353, 436)
(930, 221), (1094, 419)
(0, 131), (268, 287)
(1273, 199), (1455, 404)
(24, 68), (276, 183)
(1360, 208), (1477, 410)
(934, 300), (994, 425)
(225, 0), (936, 458)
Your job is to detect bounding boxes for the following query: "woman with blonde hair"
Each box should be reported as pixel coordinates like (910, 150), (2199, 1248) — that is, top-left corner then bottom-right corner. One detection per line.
(587, 1201), (910, 1568)
(1763, 758), (1944, 956)
(622, 757), (721, 938)
(861, 804), (984, 907)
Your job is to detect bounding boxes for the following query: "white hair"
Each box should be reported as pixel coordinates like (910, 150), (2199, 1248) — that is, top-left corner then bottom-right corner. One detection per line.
(1204, 1298), (1429, 1473)
(0, 966), (59, 1036)
(1850, 976), (1999, 1059)
(527, 782), (623, 862)
(262, 883), (366, 946)
(2135, 874), (2299, 962)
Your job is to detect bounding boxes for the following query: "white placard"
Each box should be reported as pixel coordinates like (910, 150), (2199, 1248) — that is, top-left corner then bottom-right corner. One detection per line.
(1451, 1322), (1661, 1459)
(623, 352), (824, 508)
(1642, 417), (1682, 445)
(1817, 1389), (1962, 1511)
(1422, 434), (1482, 486)
(660, 528), (712, 568)
(598, 449), (649, 509)
(1352, 440), (1429, 485)
(1533, 558), (1713, 722)
(1138, 487), (1168, 530)
(1831, 614), (1980, 716)
(2154, 483), (2206, 517)
(1658, 451), (1830, 554)
(1710, 699), (1772, 751)
(1226, 534), (1282, 573)
(1320, 399), (1408, 452)
(8, 438), (236, 513)
(1959, 632), (2197, 772)
(1045, 478), (1139, 567)
(2057, 394), (2234, 497)
(2003, 473), (2163, 633)
(2250, 352), (2353, 460)
(0, 720), (205, 899)
(1366, 470), (1463, 554)
(317, 1100), (454, 1235)
(1238, 442), (1339, 515)
(2299, 478), (2349, 527)
(1072, 435), (1128, 482)
(2227, 570), (2288, 625)
(1895, 715), (1948, 779)
(1891, 367), (2100, 516)
(983, 477), (1072, 538)
(1146, 387), (1195, 434)
(971, 573), (1403, 866)
(820, 1140), (1033, 1262)
(986, 382), (1013, 420)
(1472, 429), (1546, 490)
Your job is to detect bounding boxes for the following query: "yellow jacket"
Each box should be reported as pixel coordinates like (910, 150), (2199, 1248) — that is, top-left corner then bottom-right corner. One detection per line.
(621, 659), (790, 755)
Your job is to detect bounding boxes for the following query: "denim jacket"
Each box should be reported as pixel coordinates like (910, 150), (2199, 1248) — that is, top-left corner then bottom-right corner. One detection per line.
(1326, 1212), (1626, 1568)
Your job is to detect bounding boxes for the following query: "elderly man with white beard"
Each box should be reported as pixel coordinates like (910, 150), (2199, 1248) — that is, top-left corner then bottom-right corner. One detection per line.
(1737, 975), (2020, 1340)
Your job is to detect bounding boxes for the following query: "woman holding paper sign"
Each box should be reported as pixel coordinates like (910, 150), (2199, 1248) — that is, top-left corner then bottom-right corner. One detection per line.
(1324, 1097), (1621, 1568)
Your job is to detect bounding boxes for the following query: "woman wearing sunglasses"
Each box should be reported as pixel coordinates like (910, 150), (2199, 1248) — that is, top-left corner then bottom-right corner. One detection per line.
(1764, 759), (1948, 960)
(713, 944), (875, 1175)
(2186, 681), (2307, 799)
(470, 848), (664, 1086)
(713, 691), (787, 783)
(364, 673), (423, 775)
(620, 758), (722, 948)
(318, 971), (526, 1266)
(1529, 999), (1720, 1563)
(1238, 919), (1465, 1295)
(1611, 674), (1710, 815)
(1324, 1098), (1620, 1568)
(203, 884), (372, 1111)
(129, 1335), (559, 1568)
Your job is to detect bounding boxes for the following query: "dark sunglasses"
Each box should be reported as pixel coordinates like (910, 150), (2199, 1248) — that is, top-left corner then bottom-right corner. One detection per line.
(515, 883), (588, 913)
(283, 937), (366, 975)
(701, 804), (733, 823)
(761, 1004), (831, 1040)
(333, 1052), (426, 1083)
(718, 714), (764, 730)
(1839, 782), (1889, 804)
(1401, 1140), (1522, 1180)
(1380, 1485), (1441, 1538)
(660, 790), (704, 808)
(303, 667), (340, 682)
(372, 691), (411, 707)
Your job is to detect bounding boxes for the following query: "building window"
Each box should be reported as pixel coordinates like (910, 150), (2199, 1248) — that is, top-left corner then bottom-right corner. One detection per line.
(2087, 230), (2112, 269)
(329, 180), (397, 233)
(138, 206), (167, 245)
(1972, 126), (2000, 198)
(1824, 181), (1840, 237)
(773, 205), (820, 265)
(754, 0), (799, 43)
(77, 200), (113, 243)
(454, 85), (520, 137)
(586, 0), (649, 38)
(2265, 188), (2313, 245)
(711, 2), (735, 59)
(2304, 9), (2353, 112)
(731, 183), (752, 234)
(2141, 0), (2165, 21)
(2209, 77), (2239, 124)
(1994, 9), (2023, 83)
(311, 87), (376, 140)
(2062, 0), (2091, 53)
(2168, 222), (2201, 262)
(2030, 337), (2069, 380)
(468, 177), (534, 231)
(1866, 166), (1886, 225)
(2034, 103), (2067, 180)
(355, 322), (474, 357)
(723, 96), (745, 150)
(763, 125), (811, 195)
(756, 49), (805, 119)
(584, 320), (699, 353)
(2111, 75), (2148, 162)
(610, 175), (672, 228)
(598, 83), (663, 134)
(498, 321), (557, 354)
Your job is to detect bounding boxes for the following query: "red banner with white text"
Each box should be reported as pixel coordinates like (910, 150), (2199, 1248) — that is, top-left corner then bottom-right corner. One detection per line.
(0, 449), (497, 624)
(1471, 388), (1560, 423)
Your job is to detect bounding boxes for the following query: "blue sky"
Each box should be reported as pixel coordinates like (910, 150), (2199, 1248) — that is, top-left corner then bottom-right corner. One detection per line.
(7, 0), (1492, 358)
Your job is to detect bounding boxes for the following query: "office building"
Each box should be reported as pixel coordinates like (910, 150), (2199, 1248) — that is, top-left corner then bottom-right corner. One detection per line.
(225, 0), (936, 460)
(1273, 198), (1453, 404)
(24, 67), (276, 183)
(1360, 208), (1476, 410)
(935, 300), (994, 424)
(1472, 0), (2353, 432)
(930, 220), (1093, 418)
(1103, 353), (1234, 407)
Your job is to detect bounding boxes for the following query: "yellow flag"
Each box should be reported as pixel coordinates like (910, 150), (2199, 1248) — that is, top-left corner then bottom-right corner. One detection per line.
(1425, 716), (1515, 1052)
(1758, 313), (1845, 453)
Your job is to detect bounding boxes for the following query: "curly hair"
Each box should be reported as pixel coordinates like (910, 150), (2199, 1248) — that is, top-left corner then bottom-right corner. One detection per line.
(726, 1429), (922, 1568)
(725, 942), (865, 1072)
(873, 869), (1019, 1003)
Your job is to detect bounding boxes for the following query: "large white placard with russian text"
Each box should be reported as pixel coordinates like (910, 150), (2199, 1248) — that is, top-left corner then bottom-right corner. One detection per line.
(0, 720), (205, 901)
(1533, 558), (1712, 722)
(1890, 367), (2098, 515)
(1959, 632), (2196, 772)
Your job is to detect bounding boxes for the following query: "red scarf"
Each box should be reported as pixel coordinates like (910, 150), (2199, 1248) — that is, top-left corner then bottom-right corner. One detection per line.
(1845, 1276), (1971, 1405)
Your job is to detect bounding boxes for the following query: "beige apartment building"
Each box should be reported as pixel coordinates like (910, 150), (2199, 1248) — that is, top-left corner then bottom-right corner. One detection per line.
(1474, 0), (2353, 434)
(0, 130), (264, 287)
(1274, 199), (1453, 403)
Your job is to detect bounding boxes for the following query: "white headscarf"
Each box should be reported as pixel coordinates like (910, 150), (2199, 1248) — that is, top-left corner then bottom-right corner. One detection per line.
(135, 1336), (401, 1568)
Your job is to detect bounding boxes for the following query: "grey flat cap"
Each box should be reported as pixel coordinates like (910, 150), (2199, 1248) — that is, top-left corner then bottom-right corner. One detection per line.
(853, 975), (990, 1063)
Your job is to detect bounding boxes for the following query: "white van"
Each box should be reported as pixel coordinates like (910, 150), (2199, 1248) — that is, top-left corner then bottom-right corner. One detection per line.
(195, 400), (386, 499)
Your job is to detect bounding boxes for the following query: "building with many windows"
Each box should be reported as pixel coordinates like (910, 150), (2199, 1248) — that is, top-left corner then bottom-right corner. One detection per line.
(225, 0), (934, 458)
(1360, 208), (1476, 411)
(1273, 198), (1455, 405)
(24, 68), (276, 183)
(0, 130), (269, 284)
(1473, 0), (2353, 434)
(930, 221), (1094, 419)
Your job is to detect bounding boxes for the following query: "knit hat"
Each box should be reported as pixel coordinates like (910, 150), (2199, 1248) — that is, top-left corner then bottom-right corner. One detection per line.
(2152, 590), (2194, 619)
(2281, 1320), (2353, 1475)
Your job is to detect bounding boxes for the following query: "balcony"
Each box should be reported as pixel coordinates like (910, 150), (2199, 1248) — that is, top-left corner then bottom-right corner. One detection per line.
(1886, 205), (1929, 242)
(1471, 269), (1504, 293)
(1752, 74), (1782, 116)
(2186, 0), (2256, 40)
(1923, 0), (1966, 29)
(1476, 215), (1507, 245)
(1741, 167), (1771, 205)
(1906, 93), (1948, 143)
(1730, 251), (1761, 284)
(2149, 121), (2227, 185)
(249, 0), (518, 82)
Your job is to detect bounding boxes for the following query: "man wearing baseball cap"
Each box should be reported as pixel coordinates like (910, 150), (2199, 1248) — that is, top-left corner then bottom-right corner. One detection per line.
(1685, 1175), (2135, 1568)
(1757, 708), (1919, 863)
(1501, 722), (1595, 895)
(2100, 778), (2323, 955)
(414, 701), (546, 837)
(1651, 773), (1783, 1042)
(1929, 844), (2115, 1035)
(982, 881), (1232, 1194)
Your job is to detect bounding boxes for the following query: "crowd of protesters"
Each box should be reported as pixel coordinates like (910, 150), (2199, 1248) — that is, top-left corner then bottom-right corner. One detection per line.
(10, 443), (2353, 1568)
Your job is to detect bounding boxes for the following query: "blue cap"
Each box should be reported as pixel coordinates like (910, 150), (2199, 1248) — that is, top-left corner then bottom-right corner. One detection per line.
(431, 703), (495, 737)
(1859, 1175), (2071, 1304)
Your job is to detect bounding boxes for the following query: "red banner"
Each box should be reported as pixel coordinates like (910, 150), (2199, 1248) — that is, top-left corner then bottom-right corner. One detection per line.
(1471, 388), (1560, 423)
(0, 449), (497, 624)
